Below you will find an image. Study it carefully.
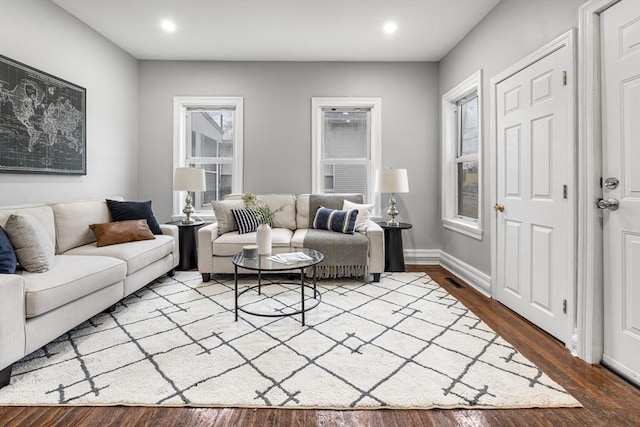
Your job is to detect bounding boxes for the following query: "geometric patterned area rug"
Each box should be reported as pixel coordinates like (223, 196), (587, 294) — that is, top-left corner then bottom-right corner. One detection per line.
(0, 272), (581, 409)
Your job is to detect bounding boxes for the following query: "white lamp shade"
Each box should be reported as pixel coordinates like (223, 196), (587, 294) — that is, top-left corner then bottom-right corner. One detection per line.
(375, 168), (409, 193)
(174, 167), (206, 191)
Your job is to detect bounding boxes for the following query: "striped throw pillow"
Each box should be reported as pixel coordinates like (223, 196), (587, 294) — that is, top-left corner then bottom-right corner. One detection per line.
(231, 209), (260, 234)
(312, 207), (358, 234)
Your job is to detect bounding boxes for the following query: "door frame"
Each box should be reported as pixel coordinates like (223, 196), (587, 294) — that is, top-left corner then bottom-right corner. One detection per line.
(576, 0), (622, 364)
(489, 29), (577, 350)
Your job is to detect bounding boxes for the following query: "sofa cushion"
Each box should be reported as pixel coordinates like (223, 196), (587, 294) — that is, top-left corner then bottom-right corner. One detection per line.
(0, 204), (56, 249)
(226, 194), (297, 230)
(296, 194), (311, 230)
(212, 228), (293, 256)
(231, 209), (260, 234)
(21, 254), (126, 318)
(291, 228), (307, 247)
(4, 213), (55, 273)
(212, 199), (245, 235)
(259, 194), (296, 230)
(0, 225), (17, 274)
(52, 199), (113, 253)
(64, 235), (175, 275)
(90, 220), (155, 247)
(106, 199), (163, 235)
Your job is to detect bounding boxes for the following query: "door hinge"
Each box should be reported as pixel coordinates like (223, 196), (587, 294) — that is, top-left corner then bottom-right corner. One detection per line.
(562, 71), (567, 86)
(563, 185), (568, 199)
(563, 299), (567, 314)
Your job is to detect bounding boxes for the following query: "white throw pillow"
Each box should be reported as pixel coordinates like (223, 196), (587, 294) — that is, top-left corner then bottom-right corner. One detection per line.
(343, 200), (374, 233)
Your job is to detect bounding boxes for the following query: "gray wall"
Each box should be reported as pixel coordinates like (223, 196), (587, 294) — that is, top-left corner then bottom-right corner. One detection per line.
(1, 0), (588, 263)
(438, 0), (586, 275)
(138, 61), (440, 251)
(0, 0), (139, 206)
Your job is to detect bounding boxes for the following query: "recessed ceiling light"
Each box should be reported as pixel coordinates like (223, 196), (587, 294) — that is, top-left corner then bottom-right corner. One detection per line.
(383, 21), (397, 35)
(160, 19), (177, 33)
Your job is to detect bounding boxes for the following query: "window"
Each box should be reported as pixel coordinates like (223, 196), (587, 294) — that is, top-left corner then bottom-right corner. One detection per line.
(173, 97), (243, 220)
(441, 71), (483, 239)
(312, 98), (381, 213)
(456, 96), (479, 219)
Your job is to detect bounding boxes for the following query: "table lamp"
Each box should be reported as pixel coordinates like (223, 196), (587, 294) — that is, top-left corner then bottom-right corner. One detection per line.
(375, 168), (409, 226)
(174, 167), (206, 224)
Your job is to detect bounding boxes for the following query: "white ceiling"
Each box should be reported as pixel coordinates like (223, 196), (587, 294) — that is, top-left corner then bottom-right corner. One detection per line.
(51, 0), (500, 62)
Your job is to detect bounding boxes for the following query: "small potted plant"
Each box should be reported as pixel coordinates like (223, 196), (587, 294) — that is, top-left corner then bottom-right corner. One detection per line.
(242, 194), (283, 254)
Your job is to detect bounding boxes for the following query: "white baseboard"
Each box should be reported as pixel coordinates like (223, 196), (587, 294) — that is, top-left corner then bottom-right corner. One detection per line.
(438, 251), (492, 297)
(404, 249), (440, 265)
(570, 331), (579, 357)
(401, 249), (492, 296)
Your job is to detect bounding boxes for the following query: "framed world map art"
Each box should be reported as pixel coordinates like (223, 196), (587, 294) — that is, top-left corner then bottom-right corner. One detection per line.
(0, 54), (86, 175)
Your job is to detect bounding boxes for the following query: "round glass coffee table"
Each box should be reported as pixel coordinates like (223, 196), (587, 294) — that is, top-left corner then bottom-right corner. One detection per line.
(232, 247), (324, 326)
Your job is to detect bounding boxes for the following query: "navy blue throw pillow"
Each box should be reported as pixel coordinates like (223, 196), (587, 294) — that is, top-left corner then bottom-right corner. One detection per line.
(231, 209), (260, 234)
(312, 207), (358, 234)
(0, 225), (17, 274)
(106, 199), (163, 235)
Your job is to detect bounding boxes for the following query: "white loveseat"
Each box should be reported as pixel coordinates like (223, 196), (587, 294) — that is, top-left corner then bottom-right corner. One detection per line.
(0, 198), (179, 388)
(197, 193), (384, 282)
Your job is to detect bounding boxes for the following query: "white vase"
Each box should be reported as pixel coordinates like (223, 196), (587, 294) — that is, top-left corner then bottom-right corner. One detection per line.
(256, 223), (272, 255)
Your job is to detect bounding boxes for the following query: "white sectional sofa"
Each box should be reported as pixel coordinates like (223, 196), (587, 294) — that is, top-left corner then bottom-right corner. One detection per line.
(197, 193), (384, 282)
(0, 198), (179, 388)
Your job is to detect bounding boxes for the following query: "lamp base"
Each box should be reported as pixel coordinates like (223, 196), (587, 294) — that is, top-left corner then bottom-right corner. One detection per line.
(386, 193), (400, 227)
(182, 193), (195, 224)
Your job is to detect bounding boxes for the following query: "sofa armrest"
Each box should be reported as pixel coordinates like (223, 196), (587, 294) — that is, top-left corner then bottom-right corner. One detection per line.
(197, 223), (218, 273)
(0, 274), (26, 371)
(160, 223), (179, 239)
(365, 221), (384, 274)
(160, 224), (180, 268)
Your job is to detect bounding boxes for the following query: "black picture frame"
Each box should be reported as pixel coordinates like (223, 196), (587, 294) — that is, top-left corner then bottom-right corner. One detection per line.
(0, 54), (86, 175)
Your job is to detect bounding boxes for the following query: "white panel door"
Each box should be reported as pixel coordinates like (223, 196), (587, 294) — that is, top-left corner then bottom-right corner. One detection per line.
(495, 44), (573, 343)
(601, 0), (640, 386)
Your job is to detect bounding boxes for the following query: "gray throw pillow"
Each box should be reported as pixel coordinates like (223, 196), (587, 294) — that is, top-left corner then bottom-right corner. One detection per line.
(4, 213), (55, 273)
(211, 200), (245, 235)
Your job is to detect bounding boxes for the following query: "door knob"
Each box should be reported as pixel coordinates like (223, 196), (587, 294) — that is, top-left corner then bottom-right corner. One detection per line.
(597, 198), (619, 210)
(493, 203), (505, 212)
(604, 177), (619, 189)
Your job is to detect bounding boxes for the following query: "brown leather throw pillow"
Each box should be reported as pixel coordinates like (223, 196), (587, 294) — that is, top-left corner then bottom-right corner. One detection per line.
(90, 219), (155, 247)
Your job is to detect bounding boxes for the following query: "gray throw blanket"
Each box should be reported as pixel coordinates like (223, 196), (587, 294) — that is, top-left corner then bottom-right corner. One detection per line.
(304, 194), (368, 279)
(307, 194), (363, 227)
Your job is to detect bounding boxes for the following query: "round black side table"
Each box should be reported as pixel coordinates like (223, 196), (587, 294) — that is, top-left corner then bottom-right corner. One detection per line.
(376, 222), (413, 272)
(167, 220), (205, 271)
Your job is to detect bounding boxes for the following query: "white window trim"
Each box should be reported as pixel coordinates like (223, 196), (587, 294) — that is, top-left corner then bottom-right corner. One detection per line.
(441, 70), (483, 240)
(173, 96), (244, 221)
(311, 97), (382, 215)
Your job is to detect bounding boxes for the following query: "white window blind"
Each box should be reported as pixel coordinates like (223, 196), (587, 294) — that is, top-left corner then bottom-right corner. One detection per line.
(312, 98), (382, 213)
(322, 109), (370, 196)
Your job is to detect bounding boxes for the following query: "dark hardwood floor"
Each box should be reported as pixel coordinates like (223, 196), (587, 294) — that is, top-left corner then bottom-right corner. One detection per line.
(1, 266), (639, 426)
